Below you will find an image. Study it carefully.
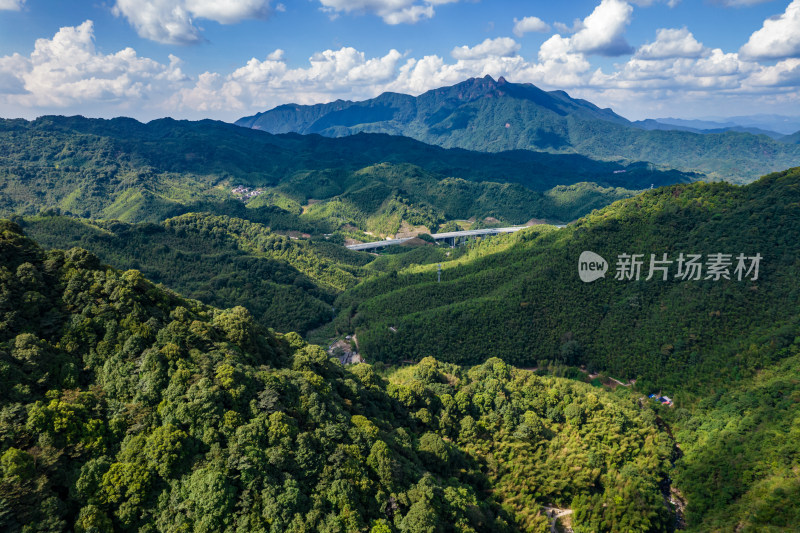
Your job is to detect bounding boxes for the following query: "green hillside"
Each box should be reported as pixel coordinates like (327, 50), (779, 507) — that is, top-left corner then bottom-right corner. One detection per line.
(780, 130), (800, 144)
(237, 76), (800, 182)
(332, 167), (800, 392)
(669, 352), (800, 531)
(0, 115), (694, 233)
(18, 213), (373, 335)
(0, 220), (676, 532)
(3, 111), (798, 533)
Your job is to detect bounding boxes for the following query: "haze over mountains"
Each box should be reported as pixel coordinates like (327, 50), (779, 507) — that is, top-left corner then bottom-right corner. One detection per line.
(236, 76), (800, 182)
(655, 115), (800, 136)
(631, 119), (790, 140)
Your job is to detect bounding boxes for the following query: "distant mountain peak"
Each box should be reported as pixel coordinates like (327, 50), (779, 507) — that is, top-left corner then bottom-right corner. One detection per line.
(233, 77), (800, 181)
(427, 75), (508, 101)
(232, 75), (636, 150)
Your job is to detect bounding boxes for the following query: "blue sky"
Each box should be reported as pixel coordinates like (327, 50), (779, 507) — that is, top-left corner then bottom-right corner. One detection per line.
(0, 0), (799, 122)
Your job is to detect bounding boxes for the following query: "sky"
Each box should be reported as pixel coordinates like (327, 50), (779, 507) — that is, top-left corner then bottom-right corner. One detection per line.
(0, 0), (799, 122)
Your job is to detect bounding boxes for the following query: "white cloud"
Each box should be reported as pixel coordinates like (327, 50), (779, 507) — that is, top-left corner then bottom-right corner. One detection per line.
(0, 53), (27, 94)
(745, 57), (800, 87)
(636, 27), (706, 59)
(594, 46), (758, 93)
(183, 0), (272, 23)
(176, 47), (408, 112)
(740, 0), (800, 60)
(451, 37), (520, 60)
(0, 0), (25, 10)
(175, 34), (532, 113)
(553, 19), (585, 34)
(112, 0), (273, 44)
(173, 71), (244, 112)
(694, 48), (751, 76)
(570, 0), (634, 56)
(383, 4), (433, 24)
(0, 20), (186, 111)
(317, 0), (458, 25)
(384, 53), (529, 94)
(513, 16), (550, 37)
(2, 16), (800, 122)
(525, 35), (594, 86)
(223, 41), (527, 102)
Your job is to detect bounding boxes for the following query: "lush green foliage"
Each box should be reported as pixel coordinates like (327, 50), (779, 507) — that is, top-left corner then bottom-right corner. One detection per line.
(385, 359), (675, 532)
(3, 108), (799, 531)
(0, 115), (692, 233)
(19, 213), (371, 335)
(334, 168), (800, 393)
(669, 352), (800, 532)
(238, 76), (800, 182)
(0, 221), (676, 532)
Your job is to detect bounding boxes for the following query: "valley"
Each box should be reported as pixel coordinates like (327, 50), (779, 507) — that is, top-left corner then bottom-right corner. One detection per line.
(1, 77), (799, 532)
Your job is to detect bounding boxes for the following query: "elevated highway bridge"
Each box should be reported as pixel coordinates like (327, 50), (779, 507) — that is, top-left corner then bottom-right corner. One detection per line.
(346, 226), (554, 252)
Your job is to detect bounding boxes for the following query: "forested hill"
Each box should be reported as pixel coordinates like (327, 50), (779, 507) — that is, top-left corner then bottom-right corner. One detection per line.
(669, 351), (800, 531)
(0, 220), (677, 532)
(236, 75), (800, 182)
(0, 115), (694, 229)
(333, 167), (800, 391)
(17, 213), (374, 335)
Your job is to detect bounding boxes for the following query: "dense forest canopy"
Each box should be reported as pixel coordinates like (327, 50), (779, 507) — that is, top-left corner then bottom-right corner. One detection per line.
(0, 220), (678, 532)
(0, 115), (694, 233)
(18, 213), (371, 335)
(334, 168), (800, 394)
(0, 110), (798, 531)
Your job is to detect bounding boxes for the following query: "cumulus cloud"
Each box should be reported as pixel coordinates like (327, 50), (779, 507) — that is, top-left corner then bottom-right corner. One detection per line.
(0, 0), (25, 10)
(0, 53), (28, 94)
(694, 48), (751, 77)
(570, 0), (634, 56)
(2, 15), (800, 122)
(527, 35), (594, 86)
(740, 0), (800, 60)
(0, 20), (186, 111)
(512, 16), (550, 37)
(594, 46), (758, 93)
(553, 19), (585, 34)
(451, 37), (520, 60)
(317, 0), (458, 25)
(745, 57), (800, 87)
(176, 46), (409, 112)
(112, 0), (273, 44)
(384, 53), (529, 94)
(181, 37), (530, 110)
(636, 27), (706, 59)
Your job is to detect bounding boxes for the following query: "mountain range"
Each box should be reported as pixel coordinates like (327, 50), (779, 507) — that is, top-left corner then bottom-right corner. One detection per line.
(236, 76), (800, 182)
(0, 115), (693, 230)
(654, 115), (800, 136)
(2, 75), (800, 532)
(631, 119), (789, 140)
